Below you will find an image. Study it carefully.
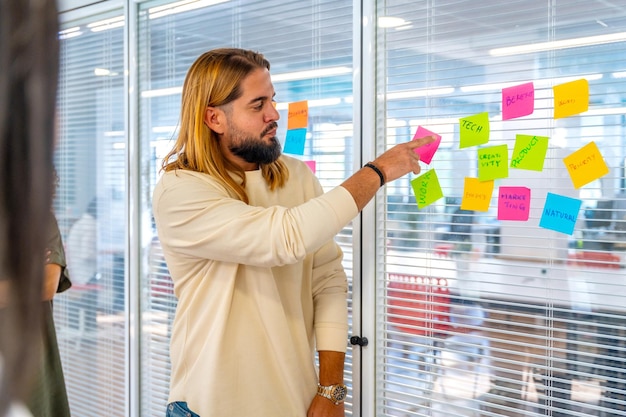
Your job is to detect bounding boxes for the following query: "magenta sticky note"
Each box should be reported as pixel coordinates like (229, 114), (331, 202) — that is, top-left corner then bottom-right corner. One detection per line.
(305, 160), (316, 173)
(502, 82), (534, 120)
(498, 186), (531, 221)
(412, 126), (442, 164)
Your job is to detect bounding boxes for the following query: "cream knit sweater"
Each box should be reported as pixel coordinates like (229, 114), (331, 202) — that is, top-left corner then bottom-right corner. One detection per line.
(153, 155), (358, 416)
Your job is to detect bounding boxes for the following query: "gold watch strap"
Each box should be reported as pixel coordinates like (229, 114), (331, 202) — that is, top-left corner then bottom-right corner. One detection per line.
(316, 383), (347, 405)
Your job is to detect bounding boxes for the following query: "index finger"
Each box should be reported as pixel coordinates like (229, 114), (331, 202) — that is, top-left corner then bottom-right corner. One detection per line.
(408, 135), (436, 148)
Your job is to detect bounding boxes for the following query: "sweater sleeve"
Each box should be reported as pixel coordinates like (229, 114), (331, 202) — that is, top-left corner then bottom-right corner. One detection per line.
(153, 171), (359, 269)
(311, 238), (349, 352)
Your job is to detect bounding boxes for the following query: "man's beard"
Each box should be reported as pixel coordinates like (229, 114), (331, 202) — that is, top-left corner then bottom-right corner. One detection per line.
(228, 122), (281, 165)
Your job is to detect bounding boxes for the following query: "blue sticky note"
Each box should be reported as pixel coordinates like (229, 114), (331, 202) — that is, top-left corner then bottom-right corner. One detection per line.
(283, 128), (307, 155)
(539, 192), (582, 235)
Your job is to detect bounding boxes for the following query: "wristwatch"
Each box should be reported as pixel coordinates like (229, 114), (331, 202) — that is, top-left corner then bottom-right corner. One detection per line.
(317, 383), (348, 405)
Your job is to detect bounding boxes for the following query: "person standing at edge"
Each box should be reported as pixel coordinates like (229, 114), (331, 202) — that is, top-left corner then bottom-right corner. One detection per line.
(0, 0), (60, 416)
(153, 48), (435, 417)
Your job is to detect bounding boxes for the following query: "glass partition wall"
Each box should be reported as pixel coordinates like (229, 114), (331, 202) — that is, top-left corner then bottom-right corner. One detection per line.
(375, 1), (626, 416)
(55, 4), (127, 417)
(53, 1), (625, 416)
(135, 0), (357, 416)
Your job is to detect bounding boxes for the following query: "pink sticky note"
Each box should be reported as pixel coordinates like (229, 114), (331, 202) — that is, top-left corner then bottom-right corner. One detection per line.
(502, 82), (534, 120)
(305, 160), (316, 173)
(498, 186), (531, 221)
(412, 126), (442, 164)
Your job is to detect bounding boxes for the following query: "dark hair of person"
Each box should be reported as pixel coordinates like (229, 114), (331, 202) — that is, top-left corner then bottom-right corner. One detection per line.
(0, 0), (60, 413)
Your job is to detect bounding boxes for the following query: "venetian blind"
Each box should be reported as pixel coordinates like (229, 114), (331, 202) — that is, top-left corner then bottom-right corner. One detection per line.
(374, 1), (626, 416)
(55, 4), (127, 417)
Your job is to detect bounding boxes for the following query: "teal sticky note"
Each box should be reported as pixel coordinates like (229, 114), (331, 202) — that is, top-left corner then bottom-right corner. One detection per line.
(459, 112), (490, 148)
(283, 128), (307, 155)
(539, 192), (582, 235)
(477, 144), (509, 181)
(411, 169), (444, 209)
(510, 134), (549, 171)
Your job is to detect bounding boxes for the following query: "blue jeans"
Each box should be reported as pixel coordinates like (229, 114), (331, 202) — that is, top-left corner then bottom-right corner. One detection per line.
(166, 402), (200, 417)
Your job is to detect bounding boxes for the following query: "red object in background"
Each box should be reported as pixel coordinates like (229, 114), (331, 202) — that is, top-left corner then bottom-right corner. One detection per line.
(387, 274), (451, 336)
(567, 251), (621, 269)
(434, 244), (454, 257)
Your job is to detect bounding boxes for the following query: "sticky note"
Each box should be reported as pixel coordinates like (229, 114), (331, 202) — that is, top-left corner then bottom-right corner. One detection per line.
(459, 112), (490, 148)
(477, 145), (509, 181)
(539, 192), (582, 235)
(553, 79), (589, 119)
(502, 82), (534, 120)
(412, 127), (442, 164)
(498, 186), (531, 221)
(283, 128), (307, 155)
(287, 101), (309, 129)
(305, 160), (316, 173)
(510, 134), (549, 171)
(563, 141), (609, 189)
(461, 177), (493, 212)
(411, 170), (443, 209)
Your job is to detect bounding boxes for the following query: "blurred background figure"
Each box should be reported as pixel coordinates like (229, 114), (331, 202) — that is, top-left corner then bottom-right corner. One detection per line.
(0, 0), (60, 416)
(66, 198), (99, 333)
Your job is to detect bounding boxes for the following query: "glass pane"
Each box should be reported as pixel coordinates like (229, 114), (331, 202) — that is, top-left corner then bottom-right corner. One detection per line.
(54, 9), (127, 417)
(376, 1), (626, 416)
(137, 0), (355, 415)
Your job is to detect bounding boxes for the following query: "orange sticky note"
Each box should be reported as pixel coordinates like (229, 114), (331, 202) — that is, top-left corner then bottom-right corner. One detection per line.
(461, 177), (494, 212)
(563, 141), (609, 189)
(288, 101), (309, 129)
(553, 79), (589, 119)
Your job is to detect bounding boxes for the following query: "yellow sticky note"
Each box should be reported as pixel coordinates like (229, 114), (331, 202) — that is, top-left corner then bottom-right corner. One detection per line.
(288, 101), (309, 129)
(553, 79), (589, 119)
(563, 141), (609, 189)
(461, 177), (494, 212)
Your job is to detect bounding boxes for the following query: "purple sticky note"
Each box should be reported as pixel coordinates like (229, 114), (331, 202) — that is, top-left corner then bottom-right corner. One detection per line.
(498, 186), (531, 221)
(305, 160), (316, 173)
(412, 126), (442, 164)
(502, 82), (534, 120)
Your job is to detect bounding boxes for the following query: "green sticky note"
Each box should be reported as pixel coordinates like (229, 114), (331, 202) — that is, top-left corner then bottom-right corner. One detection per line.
(411, 169), (444, 209)
(459, 112), (490, 148)
(510, 134), (549, 171)
(477, 144), (509, 181)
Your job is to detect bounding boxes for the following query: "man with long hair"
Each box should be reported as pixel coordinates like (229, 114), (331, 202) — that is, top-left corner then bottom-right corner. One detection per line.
(153, 48), (434, 417)
(0, 1), (60, 416)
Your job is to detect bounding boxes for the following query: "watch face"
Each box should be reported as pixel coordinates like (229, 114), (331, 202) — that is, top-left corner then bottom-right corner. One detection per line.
(332, 385), (348, 402)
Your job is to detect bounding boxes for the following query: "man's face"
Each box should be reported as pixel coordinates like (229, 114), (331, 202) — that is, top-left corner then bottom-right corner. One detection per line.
(226, 114), (281, 166)
(220, 68), (281, 169)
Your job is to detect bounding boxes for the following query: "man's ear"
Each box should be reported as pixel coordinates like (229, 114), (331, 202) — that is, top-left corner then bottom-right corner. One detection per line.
(204, 106), (226, 134)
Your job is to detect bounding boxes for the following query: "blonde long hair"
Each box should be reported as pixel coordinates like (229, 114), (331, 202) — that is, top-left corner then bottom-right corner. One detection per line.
(162, 48), (288, 204)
